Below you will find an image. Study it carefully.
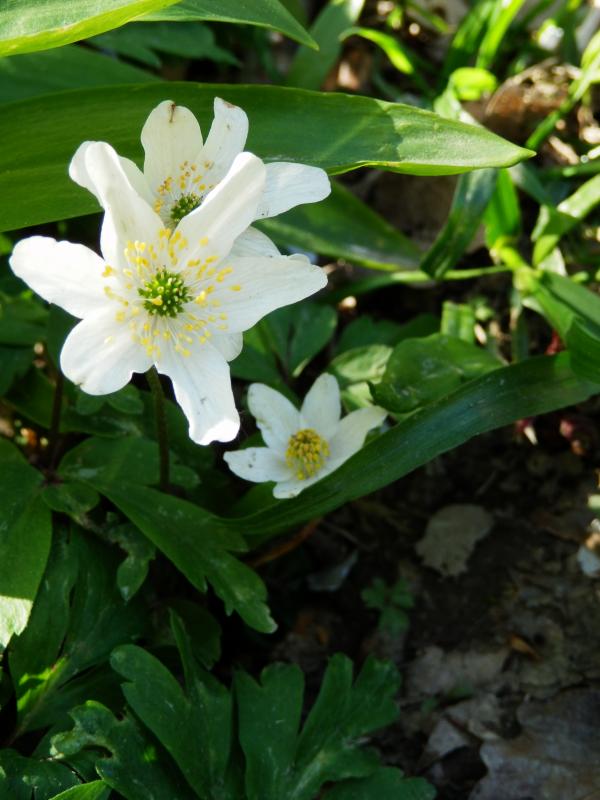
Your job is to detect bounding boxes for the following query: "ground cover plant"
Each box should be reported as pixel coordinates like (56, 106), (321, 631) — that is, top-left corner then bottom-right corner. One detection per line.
(1, 1), (600, 798)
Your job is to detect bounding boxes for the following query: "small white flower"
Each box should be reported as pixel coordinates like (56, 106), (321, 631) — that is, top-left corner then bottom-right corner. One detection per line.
(10, 144), (327, 446)
(70, 97), (331, 228)
(224, 374), (387, 498)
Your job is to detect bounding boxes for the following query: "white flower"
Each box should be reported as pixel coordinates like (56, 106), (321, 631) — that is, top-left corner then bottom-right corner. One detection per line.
(10, 144), (327, 446)
(70, 97), (331, 229)
(224, 374), (387, 498)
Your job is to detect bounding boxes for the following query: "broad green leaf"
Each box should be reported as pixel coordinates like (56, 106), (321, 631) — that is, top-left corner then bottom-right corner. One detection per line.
(420, 168), (498, 279)
(0, 291), (47, 345)
(0, 0), (181, 57)
(58, 435), (198, 490)
(329, 344), (392, 409)
(336, 313), (438, 353)
(51, 702), (195, 800)
(0, 84), (533, 232)
(449, 67), (497, 101)
(8, 530), (147, 736)
(0, 750), (80, 799)
(0, 45), (156, 104)
(0, 438), (50, 651)
(261, 302), (337, 377)
(532, 173), (600, 265)
(291, 655), (400, 799)
(143, 0), (317, 48)
(89, 482), (275, 633)
(258, 181), (421, 270)
(41, 481), (101, 520)
(232, 353), (599, 540)
(230, 326), (286, 389)
(372, 334), (502, 413)
(49, 783), (111, 800)
(90, 22), (238, 69)
(111, 616), (236, 799)
(287, 0), (365, 89)
(324, 767), (436, 800)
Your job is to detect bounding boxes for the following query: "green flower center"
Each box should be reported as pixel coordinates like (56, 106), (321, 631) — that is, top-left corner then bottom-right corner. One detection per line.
(285, 428), (330, 480)
(138, 269), (192, 318)
(170, 193), (202, 223)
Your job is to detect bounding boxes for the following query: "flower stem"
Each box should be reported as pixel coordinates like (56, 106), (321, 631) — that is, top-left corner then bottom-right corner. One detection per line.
(146, 367), (170, 492)
(47, 369), (64, 471)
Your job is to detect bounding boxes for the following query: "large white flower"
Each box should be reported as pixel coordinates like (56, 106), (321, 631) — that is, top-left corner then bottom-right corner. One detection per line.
(70, 97), (331, 228)
(224, 374), (386, 498)
(10, 143), (326, 446)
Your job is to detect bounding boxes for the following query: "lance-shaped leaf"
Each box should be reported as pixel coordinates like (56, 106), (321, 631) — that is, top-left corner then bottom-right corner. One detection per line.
(0, 438), (51, 650)
(0, 0), (181, 57)
(143, 0), (316, 48)
(8, 529), (147, 737)
(0, 84), (532, 232)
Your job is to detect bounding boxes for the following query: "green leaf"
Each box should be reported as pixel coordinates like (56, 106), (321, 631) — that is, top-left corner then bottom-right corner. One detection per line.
(440, 301), (476, 343)
(49, 783), (111, 800)
(0, 346), (32, 395)
(344, 26), (432, 94)
(442, 0), (497, 77)
(373, 334), (501, 413)
(324, 767), (436, 800)
(0, 750), (80, 800)
(476, 0), (528, 69)
(90, 21), (238, 69)
(41, 481), (101, 520)
(111, 615), (236, 799)
(0, 45), (156, 104)
(0, 438), (50, 651)
(106, 522), (156, 602)
(258, 181), (421, 270)
(58, 435), (198, 490)
(520, 268), (600, 383)
(0, 84), (533, 232)
(290, 655), (400, 798)
(90, 482), (276, 633)
(51, 702), (195, 800)
(143, 0), (317, 48)
(329, 344), (392, 408)
(532, 173), (600, 265)
(110, 625), (406, 800)
(0, 0), (181, 57)
(420, 168), (498, 279)
(262, 302), (337, 377)
(337, 313), (438, 353)
(8, 530), (147, 736)
(287, 0), (365, 89)
(483, 167), (521, 249)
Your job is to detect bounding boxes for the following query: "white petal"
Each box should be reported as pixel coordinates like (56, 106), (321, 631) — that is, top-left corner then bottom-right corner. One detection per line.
(247, 383), (300, 451)
(211, 332), (243, 361)
(328, 406), (387, 463)
(255, 162), (331, 220)
(76, 142), (162, 268)
(141, 100), (203, 193)
(118, 156), (155, 206)
(229, 227), (281, 259)
(156, 340), (239, 445)
(224, 447), (290, 483)
(214, 254), (327, 333)
(300, 374), (341, 439)
(70, 142), (154, 209)
(200, 97), (248, 185)
(10, 237), (106, 319)
(272, 477), (311, 499)
(60, 308), (152, 394)
(175, 152), (265, 263)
